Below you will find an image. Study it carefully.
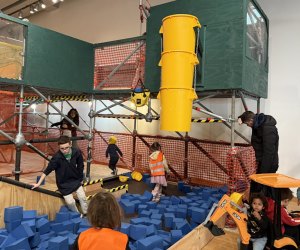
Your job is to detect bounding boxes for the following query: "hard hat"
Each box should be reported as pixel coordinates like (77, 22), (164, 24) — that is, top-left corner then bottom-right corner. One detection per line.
(131, 171), (143, 181)
(119, 175), (129, 183)
(109, 136), (117, 144)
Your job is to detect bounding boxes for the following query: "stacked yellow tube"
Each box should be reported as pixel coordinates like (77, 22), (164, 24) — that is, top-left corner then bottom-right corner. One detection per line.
(158, 14), (201, 132)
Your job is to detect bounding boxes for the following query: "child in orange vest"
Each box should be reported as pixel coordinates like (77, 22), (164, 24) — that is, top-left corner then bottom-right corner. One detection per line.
(149, 142), (170, 202)
(72, 191), (129, 250)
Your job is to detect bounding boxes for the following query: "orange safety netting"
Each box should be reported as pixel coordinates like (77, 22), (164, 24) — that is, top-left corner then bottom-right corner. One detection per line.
(94, 40), (146, 90)
(1, 123), (256, 188)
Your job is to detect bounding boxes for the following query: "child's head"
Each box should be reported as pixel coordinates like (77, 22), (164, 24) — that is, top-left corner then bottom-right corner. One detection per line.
(87, 191), (121, 229)
(150, 142), (161, 152)
(108, 136), (117, 144)
(249, 192), (268, 212)
(280, 188), (294, 207)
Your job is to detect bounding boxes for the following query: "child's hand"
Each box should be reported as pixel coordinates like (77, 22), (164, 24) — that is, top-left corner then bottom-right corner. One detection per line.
(252, 211), (262, 220)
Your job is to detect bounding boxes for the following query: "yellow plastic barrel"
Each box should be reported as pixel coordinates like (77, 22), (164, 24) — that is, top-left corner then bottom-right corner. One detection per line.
(158, 88), (197, 131)
(159, 14), (201, 53)
(159, 51), (199, 89)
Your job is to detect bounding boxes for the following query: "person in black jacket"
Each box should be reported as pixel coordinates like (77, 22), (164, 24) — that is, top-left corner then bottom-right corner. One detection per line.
(238, 111), (279, 192)
(51, 108), (80, 147)
(245, 192), (269, 250)
(32, 136), (88, 215)
(105, 136), (123, 175)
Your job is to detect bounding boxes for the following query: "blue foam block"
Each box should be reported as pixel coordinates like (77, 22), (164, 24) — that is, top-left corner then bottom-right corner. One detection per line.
(142, 173), (150, 182)
(120, 223), (131, 235)
(21, 219), (36, 232)
(130, 217), (146, 225)
(71, 218), (81, 233)
(170, 195), (181, 205)
(120, 201), (136, 214)
(36, 214), (48, 220)
(51, 223), (67, 234)
(23, 210), (37, 220)
(11, 223), (34, 239)
(146, 224), (157, 236)
(164, 213), (175, 228)
(150, 219), (162, 229)
(156, 204), (167, 214)
(4, 206), (23, 223)
(138, 205), (148, 214)
(151, 213), (162, 220)
(139, 210), (152, 218)
(48, 236), (68, 250)
(55, 212), (70, 223)
(62, 221), (75, 232)
(177, 181), (185, 191)
(191, 207), (206, 223)
(176, 220), (192, 235)
(0, 228), (8, 236)
(29, 232), (41, 248)
(136, 235), (164, 250)
(171, 230), (183, 244)
(172, 218), (185, 229)
(59, 206), (70, 212)
(0, 235), (7, 246)
(176, 208), (187, 218)
(129, 224), (148, 241)
(36, 218), (50, 234)
(69, 212), (81, 219)
(145, 201), (156, 209)
(143, 190), (153, 201)
(3, 237), (31, 250)
(5, 220), (21, 233)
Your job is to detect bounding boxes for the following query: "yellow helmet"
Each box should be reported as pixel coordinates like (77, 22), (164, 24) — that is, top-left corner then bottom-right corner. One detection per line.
(131, 171), (143, 181)
(119, 175), (129, 183)
(108, 136), (117, 144)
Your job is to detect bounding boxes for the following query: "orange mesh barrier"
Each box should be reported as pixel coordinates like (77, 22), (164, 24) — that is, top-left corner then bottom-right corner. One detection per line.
(1, 123), (256, 188)
(0, 91), (16, 165)
(93, 40), (146, 90)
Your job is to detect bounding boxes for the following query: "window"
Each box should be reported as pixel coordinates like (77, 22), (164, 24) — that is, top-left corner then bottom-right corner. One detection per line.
(0, 18), (25, 80)
(246, 2), (268, 66)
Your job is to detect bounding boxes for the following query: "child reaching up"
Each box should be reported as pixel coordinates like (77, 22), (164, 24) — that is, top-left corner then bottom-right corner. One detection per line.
(72, 191), (129, 250)
(246, 193), (269, 250)
(149, 142), (170, 202)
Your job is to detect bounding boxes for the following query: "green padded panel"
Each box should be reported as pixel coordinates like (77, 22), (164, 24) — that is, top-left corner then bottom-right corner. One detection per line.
(24, 23), (94, 93)
(145, 0), (268, 98)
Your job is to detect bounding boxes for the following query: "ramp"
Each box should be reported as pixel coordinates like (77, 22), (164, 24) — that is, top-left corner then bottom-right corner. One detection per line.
(168, 214), (239, 250)
(0, 176), (64, 228)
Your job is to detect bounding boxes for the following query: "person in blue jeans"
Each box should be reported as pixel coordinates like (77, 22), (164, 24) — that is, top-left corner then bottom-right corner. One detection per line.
(105, 136), (123, 175)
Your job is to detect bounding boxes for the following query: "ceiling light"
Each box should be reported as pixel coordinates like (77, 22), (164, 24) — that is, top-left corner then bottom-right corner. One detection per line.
(33, 4), (39, 12)
(52, 0), (59, 3)
(18, 10), (23, 19)
(30, 5), (34, 14)
(40, 0), (46, 9)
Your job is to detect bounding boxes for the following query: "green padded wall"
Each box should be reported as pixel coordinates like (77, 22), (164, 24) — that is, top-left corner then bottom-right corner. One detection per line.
(145, 0), (268, 98)
(0, 13), (94, 94)
(25, 23), (94, 93)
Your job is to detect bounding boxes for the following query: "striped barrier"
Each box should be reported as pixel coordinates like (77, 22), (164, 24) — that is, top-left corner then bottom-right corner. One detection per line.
(86, 184), (128, 200)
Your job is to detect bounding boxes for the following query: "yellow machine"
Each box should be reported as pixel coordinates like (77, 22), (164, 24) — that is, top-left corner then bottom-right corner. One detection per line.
(205, 173), (300, 250)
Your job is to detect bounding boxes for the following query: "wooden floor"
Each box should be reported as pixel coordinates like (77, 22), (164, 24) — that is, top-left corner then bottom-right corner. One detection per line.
(0, 150), (130, 192)
(203, 229), (239, 250)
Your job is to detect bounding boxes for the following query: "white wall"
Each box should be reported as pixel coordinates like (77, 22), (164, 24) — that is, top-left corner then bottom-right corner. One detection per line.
(28, 0), (300, 178)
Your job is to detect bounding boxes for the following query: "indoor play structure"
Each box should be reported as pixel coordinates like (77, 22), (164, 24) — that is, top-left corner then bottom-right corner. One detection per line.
(0, 0), (270, 249)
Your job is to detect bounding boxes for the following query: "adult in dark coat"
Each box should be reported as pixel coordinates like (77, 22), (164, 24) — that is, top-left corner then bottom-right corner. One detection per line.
(32, 136), (88, 215)
(238, 111), (279, 192)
